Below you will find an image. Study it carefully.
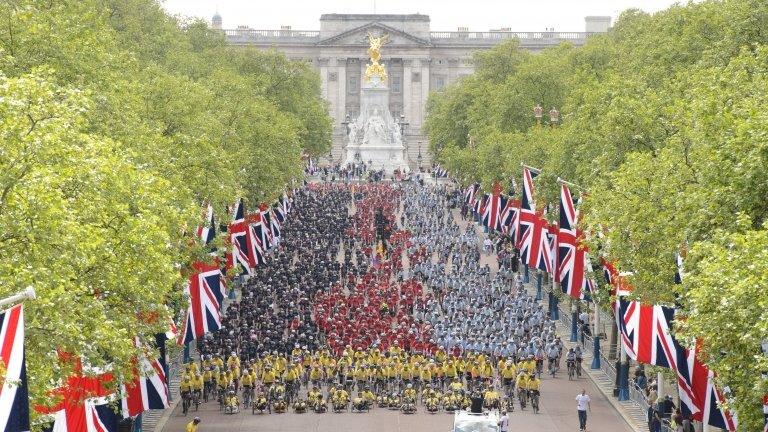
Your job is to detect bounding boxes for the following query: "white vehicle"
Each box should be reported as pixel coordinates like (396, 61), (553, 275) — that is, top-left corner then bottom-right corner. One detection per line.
(453, 410), (500, 432)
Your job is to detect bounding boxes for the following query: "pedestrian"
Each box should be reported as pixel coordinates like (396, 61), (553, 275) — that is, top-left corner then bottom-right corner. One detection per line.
(575, 389), (591, 431)
(498, 410), (510, 432)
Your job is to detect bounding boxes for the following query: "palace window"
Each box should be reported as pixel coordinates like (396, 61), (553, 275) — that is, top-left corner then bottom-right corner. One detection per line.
(348, 75), (358, 94)
(434, 76), (446, 90)
(392, 76), (402, 93)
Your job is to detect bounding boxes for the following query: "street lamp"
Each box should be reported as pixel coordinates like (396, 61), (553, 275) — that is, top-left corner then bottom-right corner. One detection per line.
(341, 113), (352, 135)
(417, 146), (423, 171)
(533, 104), (543, 126)
(549, 107), (560, 127)
(397, 114), (409, 136)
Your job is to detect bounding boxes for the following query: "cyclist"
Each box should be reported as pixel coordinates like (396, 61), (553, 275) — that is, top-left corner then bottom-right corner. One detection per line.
(574, 346), (583, 376)
(224, 389), (239, 412)
(403, 383), (417, 402)
(528, 373), (541, 410)
(307, 385), (322, 404)
(185, 417), (200, 432)
(566, 348), (576, 377)
(241, 370), (253, 404)
(547, 344), (560, 375)
(202, 367), (213, 401)
(361, 386), (376, 406)
(516, 371), (529, 407)
(180, 375), (193, 399)
(501, 360), (517, 396)
(191, 372), (204, 403)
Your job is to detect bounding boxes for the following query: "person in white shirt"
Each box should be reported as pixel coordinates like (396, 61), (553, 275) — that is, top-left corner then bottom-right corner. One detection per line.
(576, 389), (591, 431)
(498, 411), (510, 432)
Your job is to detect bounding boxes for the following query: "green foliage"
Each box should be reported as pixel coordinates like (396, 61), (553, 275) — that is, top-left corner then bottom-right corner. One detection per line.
(426, 1), (768, 428)
(680, 218), (768, 430)
(0, 0), (332, 421)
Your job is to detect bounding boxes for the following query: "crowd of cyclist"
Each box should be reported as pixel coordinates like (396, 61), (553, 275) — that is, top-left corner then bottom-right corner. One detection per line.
(177, 181), (585, 416)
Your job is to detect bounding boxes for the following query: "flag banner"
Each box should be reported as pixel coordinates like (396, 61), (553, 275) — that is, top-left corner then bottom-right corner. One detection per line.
(517, 166), (540, 263)
(121, 346), (170, 418)
(36, 357), (118, 432)
(0, 304), (29, 432)
(500, 198), (520, 238)
(481, 183), (505, 232)
(556, 183), (588, 299)
(177, 268), (223, 345)
(195, 203), (216, 246)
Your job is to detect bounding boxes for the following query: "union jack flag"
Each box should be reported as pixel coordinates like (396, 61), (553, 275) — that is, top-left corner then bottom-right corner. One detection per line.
(267, 208), (281, 240)
(464, 183), (478, 207)
(500, 198), (520, 238)
(533, 210), (554, 274)
(121, 342), (169, 418)
(616, 297), (735, 430)
(228, 199), (254, 275)
(259, 205), (275, 250)
(481, 183), (505, 232)
(37, 356), (118, 432)
(177, 266), (223, 345)
(517, 166), (540, 264)
(0, 304), (29, 432)
(473, 194), (485, 218)
(195, 203), (216, 246)
(677, 344), (737, 431)
(248, 224), (267, 267)
(546, 224), (558, 275)
(433, 165), (448, 178)
(279, 193), (291, 215)
(273, 204), (286, 225)
(556, 183), (587, 299)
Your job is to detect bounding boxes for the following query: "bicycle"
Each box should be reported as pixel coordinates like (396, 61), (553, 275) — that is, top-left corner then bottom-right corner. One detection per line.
(192, 390), (201, 412)
(548, 358), (557, 378)
(203, 381), (212, 403)
(529, 390), (539, 414)
(517, 388), (527, 410)
(567, 360), (576, 381)
(242, 386), (253, 407)
(575, 358), (583, 378)
(181, 391), (191, 415)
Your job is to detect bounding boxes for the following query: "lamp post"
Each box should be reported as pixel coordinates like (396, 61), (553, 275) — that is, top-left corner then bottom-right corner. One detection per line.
(341, 113), (352, 135)
(570, 299), (579, 342)
(417, 147), (423, 171)
(397, 114), (409, 136)
(549, 107), (560, 127)
(533, 104), (543, 126)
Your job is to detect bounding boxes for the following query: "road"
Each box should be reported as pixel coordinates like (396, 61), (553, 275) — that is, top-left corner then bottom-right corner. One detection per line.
(161, 185), (634, 432)
(163, 370), (632, 432)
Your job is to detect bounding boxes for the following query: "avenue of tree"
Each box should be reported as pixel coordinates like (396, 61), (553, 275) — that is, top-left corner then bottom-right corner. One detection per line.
(0, 0), (331, 421)
(425, 0), (767, 429)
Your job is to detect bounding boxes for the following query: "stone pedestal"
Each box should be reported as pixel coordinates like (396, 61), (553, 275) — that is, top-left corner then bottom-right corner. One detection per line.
(344, 77), (407, 173)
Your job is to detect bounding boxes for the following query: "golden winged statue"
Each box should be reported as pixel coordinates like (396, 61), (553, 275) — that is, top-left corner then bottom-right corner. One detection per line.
(364, 33), (389, 83)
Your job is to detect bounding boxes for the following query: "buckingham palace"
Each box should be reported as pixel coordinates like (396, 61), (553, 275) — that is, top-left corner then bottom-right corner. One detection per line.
(215, 13), (611, 166)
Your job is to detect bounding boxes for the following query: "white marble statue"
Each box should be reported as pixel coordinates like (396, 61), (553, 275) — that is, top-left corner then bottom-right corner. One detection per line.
(347, 119), (359, 144)
(363, 108), (388, 146)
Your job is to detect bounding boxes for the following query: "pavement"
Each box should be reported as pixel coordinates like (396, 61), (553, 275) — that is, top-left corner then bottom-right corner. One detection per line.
(158, 185), (636, 432)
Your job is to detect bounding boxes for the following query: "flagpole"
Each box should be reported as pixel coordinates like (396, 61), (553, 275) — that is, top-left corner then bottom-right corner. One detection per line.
(0, 286), (36, 309)
(618, 340), (630, 401)
(591, 302), (601, 370)
(521, 163), (542, 173)
(556, 177), (583, 190)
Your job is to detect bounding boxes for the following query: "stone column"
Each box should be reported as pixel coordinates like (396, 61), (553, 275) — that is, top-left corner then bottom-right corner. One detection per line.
(318, 57), (330, 113)
(418, 58), (431, 161)
(402, 58), (413, 159)
(337, 58), (347, 124)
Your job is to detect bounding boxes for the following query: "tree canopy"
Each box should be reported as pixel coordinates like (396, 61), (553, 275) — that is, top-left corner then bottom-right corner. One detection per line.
(425, 0), (768, 428)
(0, 0), (331, 420)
